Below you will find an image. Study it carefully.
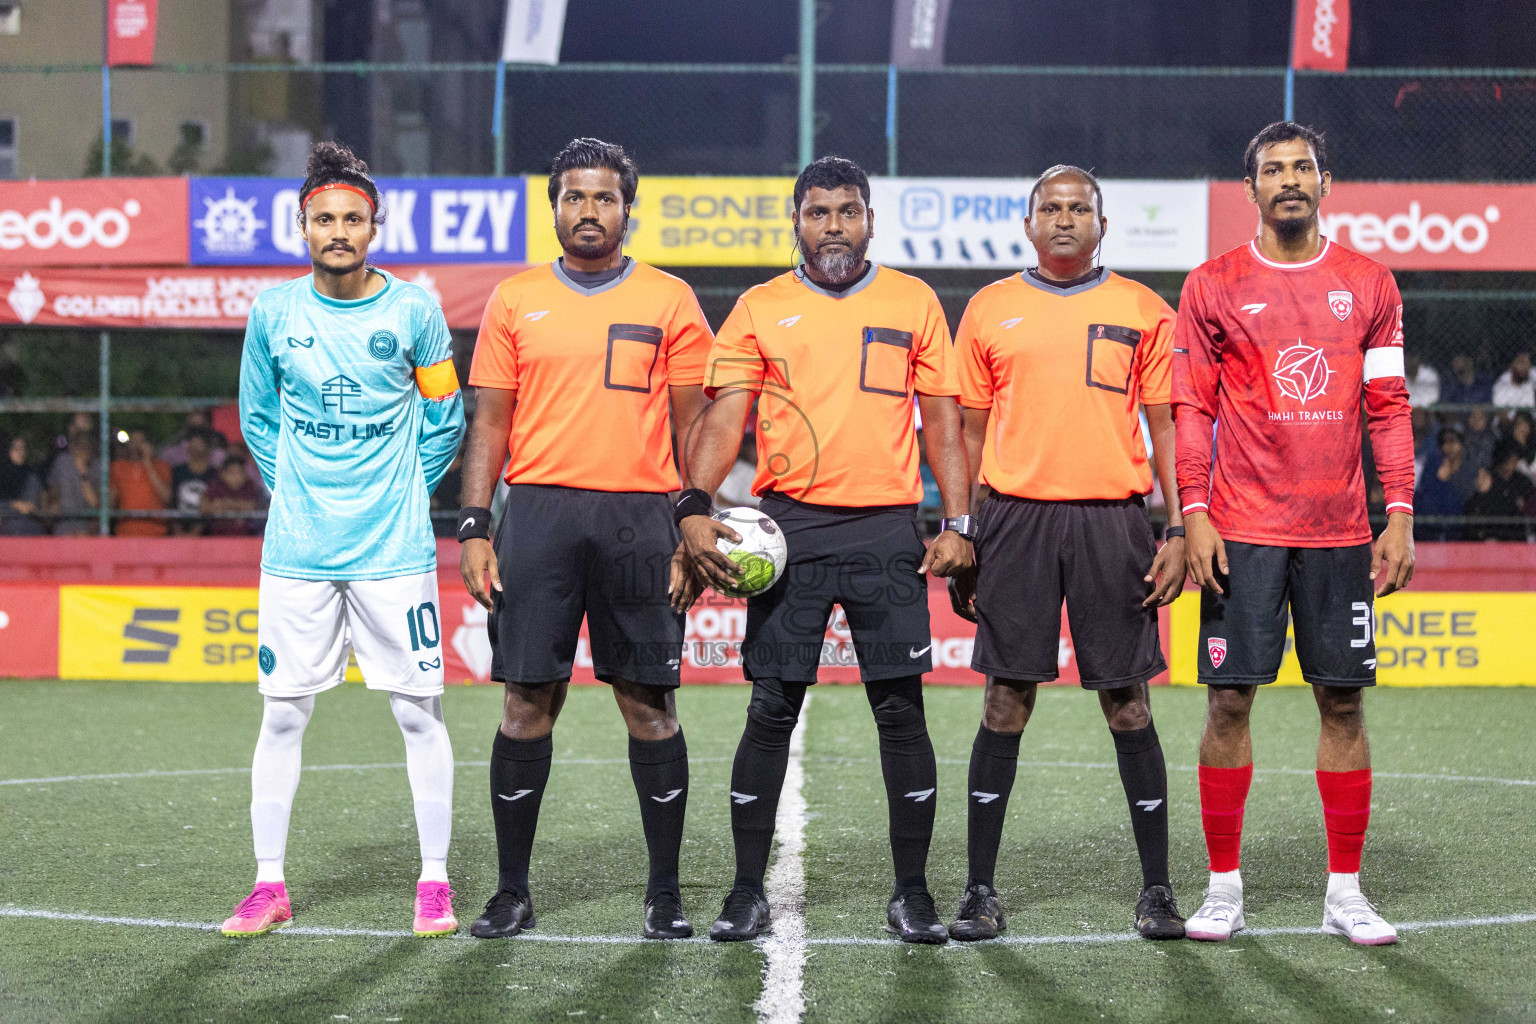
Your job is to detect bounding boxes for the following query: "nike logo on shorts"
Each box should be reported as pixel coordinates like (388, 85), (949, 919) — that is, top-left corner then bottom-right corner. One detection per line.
(909, 644), (932, 658)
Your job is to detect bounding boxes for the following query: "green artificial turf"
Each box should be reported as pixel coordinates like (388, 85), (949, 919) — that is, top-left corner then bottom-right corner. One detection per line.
(2, 680), (1533, 1023)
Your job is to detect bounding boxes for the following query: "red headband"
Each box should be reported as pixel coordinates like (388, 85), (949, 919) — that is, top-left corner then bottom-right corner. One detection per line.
(301, 181), (376, 212)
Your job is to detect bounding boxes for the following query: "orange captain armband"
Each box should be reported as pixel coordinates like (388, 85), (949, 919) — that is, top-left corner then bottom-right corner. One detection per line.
(415, 358), (460, 401)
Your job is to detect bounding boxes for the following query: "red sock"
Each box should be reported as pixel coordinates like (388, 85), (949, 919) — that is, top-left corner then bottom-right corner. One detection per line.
(1316, 768), (1372, 873)
(1198, 763), (1253, 873)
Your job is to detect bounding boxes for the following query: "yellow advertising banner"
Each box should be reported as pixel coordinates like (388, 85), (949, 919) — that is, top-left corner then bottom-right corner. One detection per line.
(57, 585), (361, 683)
(525, 176), (799, 266)
(1168, 591), (1536, 686)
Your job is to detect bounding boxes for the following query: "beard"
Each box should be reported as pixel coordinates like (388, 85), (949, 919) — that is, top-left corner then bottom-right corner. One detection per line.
(801, 233), (869, 284)
(1270, 191), (1315, 241)
(558, 214), (627, 262)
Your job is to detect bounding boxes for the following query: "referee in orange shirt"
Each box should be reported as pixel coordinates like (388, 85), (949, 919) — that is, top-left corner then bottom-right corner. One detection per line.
(676, 156), (973, 944)
(457, 139), (713, 941)
(947, 165), (1188, 942)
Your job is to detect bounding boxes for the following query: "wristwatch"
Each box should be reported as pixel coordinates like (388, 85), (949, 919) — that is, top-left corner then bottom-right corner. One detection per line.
(941, 515), (976, 540)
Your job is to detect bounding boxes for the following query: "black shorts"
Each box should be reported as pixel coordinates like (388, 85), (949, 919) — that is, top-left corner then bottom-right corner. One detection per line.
(971, 493), (1166, 689)
(1198, 541), (1376, 688)
(742, 493), (931, 684)
(488, 485), (684, 688)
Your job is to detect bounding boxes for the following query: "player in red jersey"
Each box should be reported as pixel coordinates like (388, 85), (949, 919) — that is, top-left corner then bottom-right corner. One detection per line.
(1173, 122), (1414, 946)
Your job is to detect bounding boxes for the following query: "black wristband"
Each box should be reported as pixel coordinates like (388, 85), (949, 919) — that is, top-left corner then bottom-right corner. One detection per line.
(1164, 525), (1186, 540)
(457, 506), (492, 542)
(673, 488), (713, 526)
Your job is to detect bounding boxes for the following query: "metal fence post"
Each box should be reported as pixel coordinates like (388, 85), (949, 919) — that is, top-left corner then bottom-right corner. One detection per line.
(98, 330), (110, 536)
(798, 0), (815, 168)
(101, 64), (112, 176)
(493, 58), (507, 177)
(885, 63), (898, 176)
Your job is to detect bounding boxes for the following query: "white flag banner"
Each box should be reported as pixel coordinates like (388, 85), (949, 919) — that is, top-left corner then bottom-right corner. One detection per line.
(501, 0), (568, 65)
(868, 177), (1210, 271)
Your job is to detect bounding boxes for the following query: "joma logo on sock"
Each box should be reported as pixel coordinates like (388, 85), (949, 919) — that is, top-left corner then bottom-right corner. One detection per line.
(122, 608), (180, 664)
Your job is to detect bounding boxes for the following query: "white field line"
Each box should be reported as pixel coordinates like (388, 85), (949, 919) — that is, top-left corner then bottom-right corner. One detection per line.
(0, 757), (734, 788)
(755, 693), (811, 1024)
(5, 905), (1535, 948)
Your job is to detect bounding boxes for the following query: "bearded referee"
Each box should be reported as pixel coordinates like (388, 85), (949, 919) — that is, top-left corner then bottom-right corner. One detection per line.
(676, 156), (973, 944)
(947, 165), (1187, 942)
(457, 139), (713, 940)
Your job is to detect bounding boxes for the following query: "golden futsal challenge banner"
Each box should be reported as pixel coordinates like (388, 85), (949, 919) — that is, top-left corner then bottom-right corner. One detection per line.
(524, 176), (798, 266)
(1167, 591), (1536, 686)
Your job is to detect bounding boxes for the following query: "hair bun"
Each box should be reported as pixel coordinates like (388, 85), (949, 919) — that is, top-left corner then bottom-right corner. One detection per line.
(305, 140), (369, 180)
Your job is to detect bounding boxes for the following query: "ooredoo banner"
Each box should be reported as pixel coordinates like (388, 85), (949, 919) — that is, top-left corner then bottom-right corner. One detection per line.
(1291, 0), (1349, 73)
(0, 178), (189, 266)
(0, 264), (523, 330)
(1207, 181), (1536, 271)
(868, 178), (1209, 271)
(189, 177), (528, 265)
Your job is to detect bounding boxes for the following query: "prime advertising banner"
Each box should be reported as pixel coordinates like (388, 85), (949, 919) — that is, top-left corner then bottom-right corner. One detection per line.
(868, 177), (1209, 271)
(0, 264), (521, 330)
(189, 177), (528, 265)
(1167, 590), (1536, 686)
(0, 178), (189, 266)
(525, 177), (798, 267)
(1208, 181), (1536, 271)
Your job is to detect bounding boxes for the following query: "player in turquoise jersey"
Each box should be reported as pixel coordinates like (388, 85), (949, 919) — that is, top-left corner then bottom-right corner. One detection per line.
(222, 142), (466, 939)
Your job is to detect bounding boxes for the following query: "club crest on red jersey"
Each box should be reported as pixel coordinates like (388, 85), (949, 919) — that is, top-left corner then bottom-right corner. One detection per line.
(1273, 342), (1336, 404)
(1208, 636), (1228, 669)
(1328, 290), (1354, 322)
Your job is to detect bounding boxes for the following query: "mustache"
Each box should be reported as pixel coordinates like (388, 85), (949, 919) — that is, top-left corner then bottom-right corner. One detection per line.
(573, 219), (605, 233)
(324, 242), (355, 252)
(1272, 190), (1309, 206)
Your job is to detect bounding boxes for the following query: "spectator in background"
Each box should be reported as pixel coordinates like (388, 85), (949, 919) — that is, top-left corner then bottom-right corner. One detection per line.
(1411, 407), (1435, 483)
(1414, 426), (1476, 540)
(202, 452), (264, 536)
(1405, 352), (1441, 408)
(1442, 353), (1493, 406)
(1492, 351), (1534, 409)
(48, 430), (100, 535)
(170, 430), (219, 534)
(1507, 410), (1536, 481)
(110, 429), (172, 538)
(160, 410), (228, 468)
(0, 434), (46, 535)
(1463, 405), (1496, 471)
(1466, 440), (1534, 541)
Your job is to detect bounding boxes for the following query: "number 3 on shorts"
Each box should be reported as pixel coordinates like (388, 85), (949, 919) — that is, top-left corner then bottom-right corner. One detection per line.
(405, 601), (441, 652)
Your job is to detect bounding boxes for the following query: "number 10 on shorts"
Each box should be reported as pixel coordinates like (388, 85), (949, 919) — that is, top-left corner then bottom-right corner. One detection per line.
(405, 602), (441, 652)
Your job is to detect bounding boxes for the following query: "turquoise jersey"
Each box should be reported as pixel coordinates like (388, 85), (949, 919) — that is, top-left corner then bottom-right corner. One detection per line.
(239, 269), (465, 581)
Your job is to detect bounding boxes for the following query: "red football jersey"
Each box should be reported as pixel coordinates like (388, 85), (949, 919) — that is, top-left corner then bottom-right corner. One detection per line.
(1173, 239), (1414, 547)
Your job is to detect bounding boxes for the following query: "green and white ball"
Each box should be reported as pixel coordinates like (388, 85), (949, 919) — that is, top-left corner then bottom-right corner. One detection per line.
(710, 507), (788, 598)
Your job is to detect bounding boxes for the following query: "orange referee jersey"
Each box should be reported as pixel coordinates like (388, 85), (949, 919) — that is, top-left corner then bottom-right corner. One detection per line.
(469, 259), (713, 493)
(958, 269), (1173, 501)
(707, 264), (956, 507)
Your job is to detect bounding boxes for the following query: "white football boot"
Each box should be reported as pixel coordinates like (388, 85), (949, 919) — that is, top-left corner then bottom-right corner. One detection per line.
(1322, 876), (1398, 946)
(1185, 883), (1245, 941)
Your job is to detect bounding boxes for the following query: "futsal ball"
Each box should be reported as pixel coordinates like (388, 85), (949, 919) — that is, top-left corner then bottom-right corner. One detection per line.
(710, 507), (788, 598)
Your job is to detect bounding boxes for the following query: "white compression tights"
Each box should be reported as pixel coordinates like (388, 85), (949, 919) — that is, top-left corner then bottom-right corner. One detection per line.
(248, 692), (454, 884)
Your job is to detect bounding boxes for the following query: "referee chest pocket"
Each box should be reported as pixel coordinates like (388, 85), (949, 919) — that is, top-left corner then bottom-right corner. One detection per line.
(1085, 323), (1141, 395)
(605, 324), (665, 393)
(860, 327), (914, 398)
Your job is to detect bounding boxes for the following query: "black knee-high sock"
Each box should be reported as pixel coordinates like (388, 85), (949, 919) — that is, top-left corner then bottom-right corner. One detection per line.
(1112, 721), (1170, 891)
(967, 724), (1022, 889)
(629, 730), (689, 899)
(868, 676), (937, 896)
(489, 730), (553, 895)
(728, 714), (793, 893)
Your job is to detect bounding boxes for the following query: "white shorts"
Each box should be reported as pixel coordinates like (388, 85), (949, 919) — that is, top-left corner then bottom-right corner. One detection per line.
(257, 570), (445, 698)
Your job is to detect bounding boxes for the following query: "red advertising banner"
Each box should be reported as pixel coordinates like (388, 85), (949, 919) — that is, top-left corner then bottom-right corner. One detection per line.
(1291, 0), (1349, 72)
(106, 0), (159, 66)
(0, 584), (60, 678)
(0, 178), (188, 267)
(1208, 181), (1536, 271)
(433, 573), (1171, 687)
(0, 263), (524, 330)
